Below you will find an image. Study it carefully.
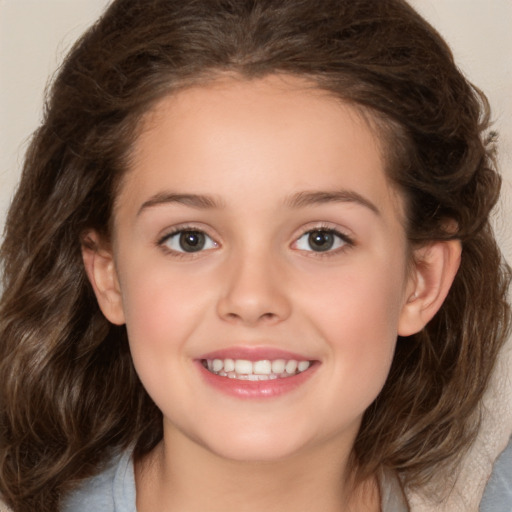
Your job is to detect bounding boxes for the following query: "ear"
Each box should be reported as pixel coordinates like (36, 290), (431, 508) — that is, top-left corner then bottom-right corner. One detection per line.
(398, 239), (461, 336)
(81, 230), (126, 325)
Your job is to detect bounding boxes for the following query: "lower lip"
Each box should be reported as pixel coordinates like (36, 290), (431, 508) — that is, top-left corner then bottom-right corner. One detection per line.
(196, 361), (318, 399)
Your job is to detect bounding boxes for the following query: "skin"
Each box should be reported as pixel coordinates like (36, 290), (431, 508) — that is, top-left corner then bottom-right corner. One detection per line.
(83, 75), (461, 511)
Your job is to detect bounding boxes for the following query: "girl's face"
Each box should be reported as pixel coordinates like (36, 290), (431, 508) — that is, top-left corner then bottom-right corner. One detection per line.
(101, 75), (419, 462)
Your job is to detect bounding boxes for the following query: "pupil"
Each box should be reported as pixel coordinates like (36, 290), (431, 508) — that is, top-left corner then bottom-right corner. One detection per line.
(308, 231), (334, 252)
(179, 231), (205, 252)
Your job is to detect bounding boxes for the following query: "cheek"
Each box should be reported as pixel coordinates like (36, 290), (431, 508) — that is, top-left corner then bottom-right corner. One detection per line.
(117, 262), (214, 364)
(117, 264), (217, 420)
(297, 259), (406, 401)
(300, 255), (406, 336)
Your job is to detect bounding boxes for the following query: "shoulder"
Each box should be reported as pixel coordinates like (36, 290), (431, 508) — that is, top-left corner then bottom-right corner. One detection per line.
(480, 438), (512, 512)
(60, 450), (136, 512)
(379, 469), (410, 512)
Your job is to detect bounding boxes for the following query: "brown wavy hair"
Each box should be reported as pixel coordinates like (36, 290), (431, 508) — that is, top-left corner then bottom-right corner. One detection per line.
(1, 0), (510, 510)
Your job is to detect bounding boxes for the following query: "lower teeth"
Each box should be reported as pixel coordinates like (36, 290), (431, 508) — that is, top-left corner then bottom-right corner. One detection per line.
(206, 367), (302, 380)
(223, 372), (285, 380)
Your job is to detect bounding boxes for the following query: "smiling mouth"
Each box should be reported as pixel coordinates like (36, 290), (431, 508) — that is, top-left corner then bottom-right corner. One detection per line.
(201, 358), (312, 381)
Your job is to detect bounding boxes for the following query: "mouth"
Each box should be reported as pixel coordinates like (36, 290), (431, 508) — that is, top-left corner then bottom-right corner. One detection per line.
(201, 358), (312, 381)
(197, 347), (318, 398)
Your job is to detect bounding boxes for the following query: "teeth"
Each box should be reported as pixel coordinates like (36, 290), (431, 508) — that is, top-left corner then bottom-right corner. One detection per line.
(234, 359), (253, 375)
(204, 358), (311, 379)
(285, 360), (298, 374)
(253, 360), (272, 375)
(298, 361), (310, 372)
(271, 359), (286, 374)
(212, 359), (223, 372)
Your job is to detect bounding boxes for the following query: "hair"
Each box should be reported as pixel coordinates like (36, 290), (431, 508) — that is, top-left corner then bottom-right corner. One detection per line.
(0, 0), (510, 510)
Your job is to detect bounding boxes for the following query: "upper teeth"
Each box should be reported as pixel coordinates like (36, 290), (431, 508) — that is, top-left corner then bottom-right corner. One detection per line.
(204, 358), (311, 379)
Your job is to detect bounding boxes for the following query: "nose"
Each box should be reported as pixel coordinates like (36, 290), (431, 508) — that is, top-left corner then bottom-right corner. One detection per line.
(216, 251), (292, 326)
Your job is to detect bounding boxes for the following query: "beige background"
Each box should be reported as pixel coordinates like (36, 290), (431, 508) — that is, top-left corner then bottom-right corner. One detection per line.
(0, 1), (511, 510)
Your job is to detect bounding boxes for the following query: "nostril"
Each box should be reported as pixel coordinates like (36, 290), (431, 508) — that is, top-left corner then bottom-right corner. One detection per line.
(220, 310), (280, 326)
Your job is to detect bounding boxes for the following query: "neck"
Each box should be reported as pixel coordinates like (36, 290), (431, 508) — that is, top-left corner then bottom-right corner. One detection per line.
(135, 427), (380, 512)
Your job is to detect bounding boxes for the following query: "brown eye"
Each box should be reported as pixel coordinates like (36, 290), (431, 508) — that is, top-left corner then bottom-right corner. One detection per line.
(179, 231), (206, 252)
(294, 229), (351, 253)
(161, 230), (217, 253)
(307, 231), (335, 252)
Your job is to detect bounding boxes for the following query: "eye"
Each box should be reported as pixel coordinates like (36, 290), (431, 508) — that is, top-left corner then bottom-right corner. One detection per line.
(294, 229), (351, 253)
(160, 229), (217, 253)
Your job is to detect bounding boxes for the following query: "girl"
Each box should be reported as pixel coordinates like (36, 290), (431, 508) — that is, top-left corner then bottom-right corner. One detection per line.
(0, 1), (510, 511)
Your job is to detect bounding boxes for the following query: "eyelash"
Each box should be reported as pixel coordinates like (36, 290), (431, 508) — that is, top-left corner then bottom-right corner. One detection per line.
(292, 225), (355, 258)
(157, 225), (218, 259)
(156, 224), (355, 259)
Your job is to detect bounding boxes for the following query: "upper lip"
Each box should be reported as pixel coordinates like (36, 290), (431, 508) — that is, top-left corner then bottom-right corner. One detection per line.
(198, 345), (314, 362)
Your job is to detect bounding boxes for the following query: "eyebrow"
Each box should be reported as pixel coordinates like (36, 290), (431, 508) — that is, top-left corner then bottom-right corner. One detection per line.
(137, 192), (223, 215)
(137, 189), (380, 216)
(284, 190), (380, 215)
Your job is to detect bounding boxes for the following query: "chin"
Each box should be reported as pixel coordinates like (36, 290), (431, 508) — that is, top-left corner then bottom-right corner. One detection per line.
(206, 439), (307, 463)
(196, 420), (327, 464)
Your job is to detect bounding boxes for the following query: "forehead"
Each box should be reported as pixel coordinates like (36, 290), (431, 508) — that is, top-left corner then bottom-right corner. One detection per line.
(118, 75), (405, 222)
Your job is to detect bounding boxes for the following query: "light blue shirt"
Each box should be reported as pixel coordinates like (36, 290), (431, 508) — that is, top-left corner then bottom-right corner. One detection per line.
(61, 451), (135, 512)
(480, 437), (512, 511)
(61, 450), (409, 511)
